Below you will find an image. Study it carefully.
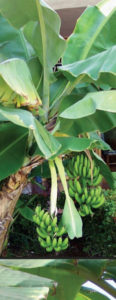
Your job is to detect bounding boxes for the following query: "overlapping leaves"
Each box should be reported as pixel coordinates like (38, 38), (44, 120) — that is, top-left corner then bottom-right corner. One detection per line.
(0, 259), (115, 300)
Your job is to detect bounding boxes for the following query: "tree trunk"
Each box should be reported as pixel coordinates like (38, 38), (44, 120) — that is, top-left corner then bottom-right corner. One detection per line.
(0, 156), (43, 256)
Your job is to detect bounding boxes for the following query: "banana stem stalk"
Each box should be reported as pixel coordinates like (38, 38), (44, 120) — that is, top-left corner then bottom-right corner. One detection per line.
(55, 157), (70, 201)
(49, 160), (58, 216)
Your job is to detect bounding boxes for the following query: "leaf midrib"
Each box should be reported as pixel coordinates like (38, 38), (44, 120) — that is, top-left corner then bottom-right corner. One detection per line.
(0, 131), (28, 157)
(80, 8), (115, 60)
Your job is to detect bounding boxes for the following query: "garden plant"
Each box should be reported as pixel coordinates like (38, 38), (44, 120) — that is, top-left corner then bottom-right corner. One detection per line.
(0, 259), (116, 300)
(0, 0), (116, 255)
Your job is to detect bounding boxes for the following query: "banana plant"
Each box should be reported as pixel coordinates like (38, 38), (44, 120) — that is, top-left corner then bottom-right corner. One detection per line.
(0, 259), (116, 300)
(0, 0), (116, 255)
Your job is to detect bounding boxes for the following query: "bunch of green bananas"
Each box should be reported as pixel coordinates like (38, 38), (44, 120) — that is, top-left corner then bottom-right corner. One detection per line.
(33, 206), (69, 252)
(69, 179), (105, 215)
(67, 153), (105, 216)
(66, 153), (103, 186)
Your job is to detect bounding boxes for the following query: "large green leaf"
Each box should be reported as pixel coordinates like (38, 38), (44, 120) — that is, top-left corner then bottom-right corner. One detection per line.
(0, 287), (49, 300)
(0, 264), (53, 300)
(0, 265), (53, 288)
(78, 260), (107, 279)
(0, 105), (61, 158)
(63, 1), (116, 64)
(59, 47), (116, 88)
(25, 261), (85, 300)
(0, 123), (28, 180)
(52, 136), (110, 157)
(0, 15), (32, 63)
(0, 0), (65, 69)
(0, 0), (66, 114)
(78, 289), (109, 300)
(0, 259), (116, 300)
(59, 91), (116, 136)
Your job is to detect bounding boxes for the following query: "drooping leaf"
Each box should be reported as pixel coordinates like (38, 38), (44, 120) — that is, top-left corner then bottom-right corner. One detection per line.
(52, 136), (110, 157)
(0, 105), (61, 159)
(91, 151), (114, 188)
(0, 0), (66, 114)
(0, 58), (41, 106)
(0, 0), (66, 69)
(50, 81), (97, 117)
(18, 206), (34, 222)
(0, 123), (28, 180)
(63, 1), (116, 64)
(59, 47), (116, 88)
(62, 198), (83, 239)
(59, 91), (116, 136)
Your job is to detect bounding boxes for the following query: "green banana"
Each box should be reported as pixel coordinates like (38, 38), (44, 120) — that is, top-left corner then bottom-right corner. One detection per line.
(87, 168), (91, 179)
(80, 153), (84, 165)
(92, 198), (104, 208)
(46, 246), (53, 252)
(90, 189), (95, 197)
(42, 211), (49, 222)
(39, 239), (47, 248)
(33, 215), (41, 225)
(39, 209), (45, 220)
(47, 225), (52, 232)
(75, 193), (81, 204)
(46, 236), (52, 247)
(62, 237), (68, 248)
(74, 161), (79, 174)
(83, 204), (90, 215)
(69, 180), (75, 192)
(35, 206), (41, 215)
(82, 194), (86, 203)
(93, 174), (103, 186)
(56, 226), (66, 236)
(54, 246), (61, 252)
(52, 238), (57, 248)
(79, 208), (86, 217)
(84, 156), (88, 168)
(78, 163), (83, 176)
(58, 237), (62, 247)
(76, 155), (80, 165)
(84, 187), (88, 198)
(93, 166), (100, 177)
(36, 227), (47, 239)
(76, 181), (82, 194)
(86, 195), (92, 204)
(61, 244), (68, 250)
(83, 166), (87, 177)
(51, 216), (57, 227)
(40, 221), (46, 229)
(91, 196), (97, 205)
(69, 187), (75, 198)
(45, 214), (51, 226)
(88, 206), (93, 215)
(66, 169), (74, 178)
(53, 226), (59, 233)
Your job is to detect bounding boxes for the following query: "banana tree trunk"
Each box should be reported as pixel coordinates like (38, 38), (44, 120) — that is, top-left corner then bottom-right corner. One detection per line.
(0, 156), (43, 256)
